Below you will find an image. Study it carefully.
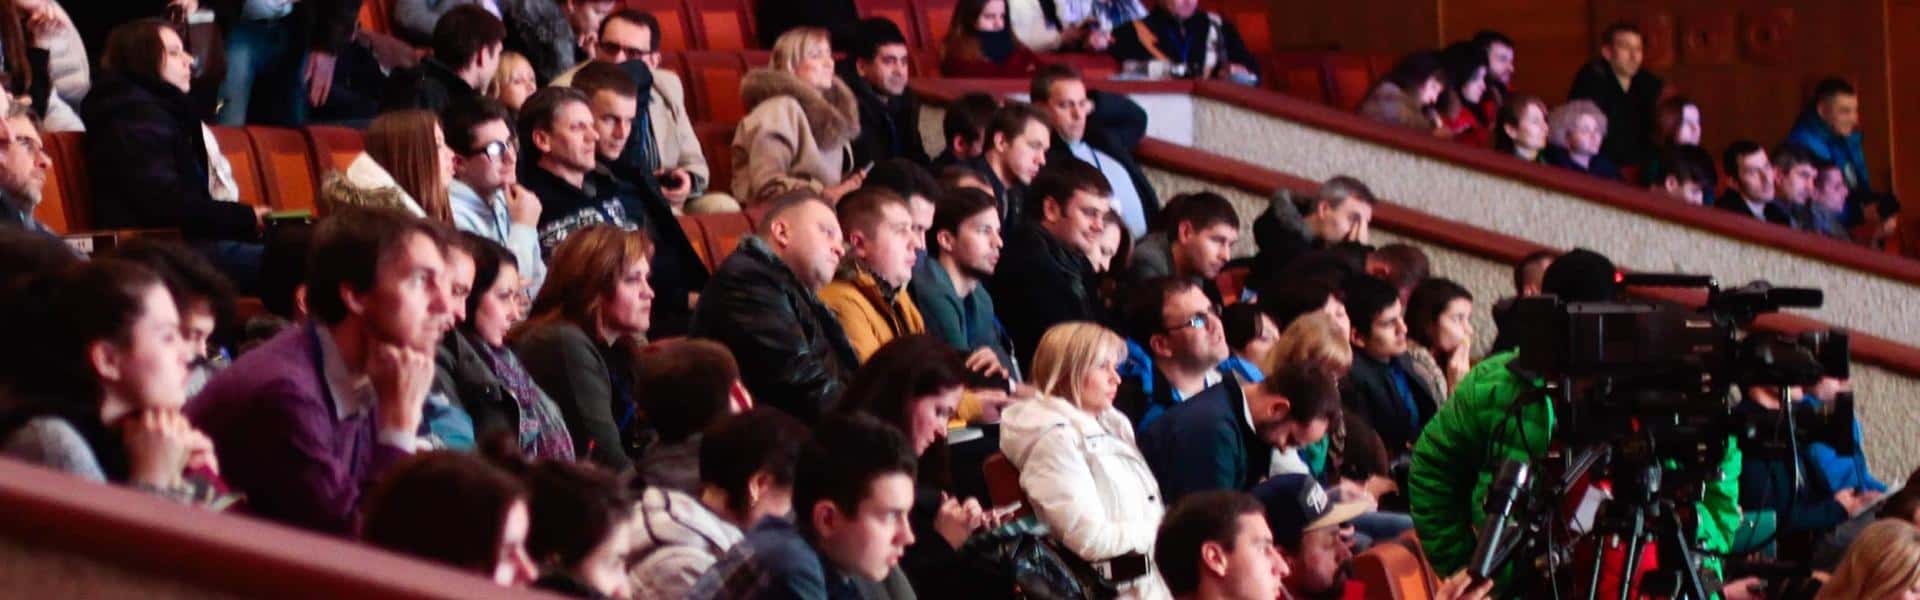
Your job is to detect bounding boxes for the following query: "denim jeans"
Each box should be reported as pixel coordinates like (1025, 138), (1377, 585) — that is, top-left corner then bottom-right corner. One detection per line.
(193, 239), (266, 296)
(216, 19), (310, 126)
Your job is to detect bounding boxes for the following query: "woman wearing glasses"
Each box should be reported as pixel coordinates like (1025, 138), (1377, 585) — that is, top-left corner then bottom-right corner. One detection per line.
(731, 27), (865, 205)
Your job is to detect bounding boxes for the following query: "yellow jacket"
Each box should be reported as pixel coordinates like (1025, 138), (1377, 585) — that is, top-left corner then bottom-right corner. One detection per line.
(820, 267), (984, 426)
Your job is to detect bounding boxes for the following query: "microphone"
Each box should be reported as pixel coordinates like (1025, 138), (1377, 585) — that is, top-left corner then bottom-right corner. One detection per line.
(1468, 460), (1531, 580)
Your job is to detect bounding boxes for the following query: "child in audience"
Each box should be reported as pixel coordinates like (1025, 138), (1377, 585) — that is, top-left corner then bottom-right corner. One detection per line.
(942, 0), (1042, 78)
(362, 451), (539, 587)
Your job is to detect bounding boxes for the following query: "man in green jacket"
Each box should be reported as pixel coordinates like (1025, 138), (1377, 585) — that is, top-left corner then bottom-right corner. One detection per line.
(1407, 250), (1746, 596)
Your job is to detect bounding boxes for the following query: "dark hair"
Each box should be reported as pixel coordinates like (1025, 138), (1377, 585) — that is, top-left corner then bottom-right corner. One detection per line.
(849, 17), (908, 61)
(1653, 96), (1698, 147)
(1263, 362), (1342, 423)
(461, 233), (516, 320)
(516, 86), (591, 162)
(986, 102), (1049, 152)
(12, 259), (166, 401)
(1371, 243), (1430, 295)
(1026, 158), (1112, 221)
(1600, 22), (1641, 47)
(836, 187), (910, 237)
(1258, 277), (1339, 332)
(1405, 278), (1472, 349)
(836, 335), (969, 490)
(570, 60), (639, 99)
(1342, 275), (1400, 339)
(1439, 41), (1489, 116)
(944, 92), (1001, 147)
(1122, 276), (1202, 349)
(1157, 191), (1240, 236)
(1493, 93), (1548, 153)
(100, 19), (173, 83)
(928, 187), (999, 256)
(1648, 144), (1715, 189)
(442, 97), (514, 157)
(600, 8), (661, 48)
(524, 460), (630, 571)
(432, 5), (506, 69)
(307, 207), (447, 325)
(943, 0), (997, 62)
(793, 413), (917, 541)
(1030, 63), (1081, 103)
(1722, 140), (1766, 179)
(1513, 250), (1557, 295)
(1222, 302), (1268, 353)
(108, 238), (239, 348)
(701, 408), (811, 516)
(756, 189), (834, 235)
(636, 340), (740, 443)
(1155, 491), (1267, 595)
(864, 158), (940, 201)
(1772, 142), (1816, 173)
(1381, 51), (1444, 93)
(363, 451), (526, 576)
(0, 228), (82, 388)
(1471, 30), (1514, 52)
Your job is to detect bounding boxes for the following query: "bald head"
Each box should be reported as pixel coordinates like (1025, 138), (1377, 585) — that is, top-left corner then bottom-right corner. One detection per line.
(762, 192), (845, 291)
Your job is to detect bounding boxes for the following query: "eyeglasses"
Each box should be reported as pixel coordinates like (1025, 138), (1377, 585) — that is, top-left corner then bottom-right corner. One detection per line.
(596, 40), (656, 61)
(1162, 305), (1221, 333)
(467, 139), (515, 161)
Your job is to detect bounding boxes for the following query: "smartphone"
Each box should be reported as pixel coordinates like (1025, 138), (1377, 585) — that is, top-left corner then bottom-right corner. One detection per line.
(857, 162), (874, 177)
(990, 500), (1024, 520)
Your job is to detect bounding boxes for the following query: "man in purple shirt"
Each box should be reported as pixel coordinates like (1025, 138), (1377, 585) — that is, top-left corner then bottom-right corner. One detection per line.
(189, 207), (451, 536)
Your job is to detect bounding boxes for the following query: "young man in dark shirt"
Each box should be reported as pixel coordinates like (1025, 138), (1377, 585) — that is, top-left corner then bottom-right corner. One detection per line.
(1567, 22), (1664, 168)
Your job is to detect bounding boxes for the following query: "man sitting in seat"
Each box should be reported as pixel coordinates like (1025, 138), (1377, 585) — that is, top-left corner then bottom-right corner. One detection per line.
(844, 19), (930, 168)
(934, 92), (1001, 171)
(380, 5), (504, 114)
(0, 101), (55, 236)
(444, 98), (548, 293)
(819, 188), (926, 361)
(1128, 191), (1239, 305)
(1034, 64), (1160, 238)
(1154, 491), (1288, 600)
(554, 9), (720, 213)
(1108, 0), (1262, 83)
(967, 103), (1052, 227)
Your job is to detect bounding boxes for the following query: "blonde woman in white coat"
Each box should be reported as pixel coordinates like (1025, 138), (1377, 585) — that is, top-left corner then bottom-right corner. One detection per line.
(1000, 321), (1170, 599)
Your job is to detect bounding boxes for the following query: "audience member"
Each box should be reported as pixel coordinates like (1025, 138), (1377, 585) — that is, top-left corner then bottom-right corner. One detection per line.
(1249, 176), (1377, 291)
(1358, 51), (1445, 135)
(1647, 144), (1714, 206)
(550, 9), (648, 86)
(1715, 141), (1793, 226)
(631, 408), (809, 599)
(420, 233), (482, 452)
(189, 207), (449, 536)
(1787, 78), (1871, 197)
(86, 19), (268, 290)
(1009, 0), (1141, 52)
(1810, 161), (1856, 241)
(1815, 519), (1920, 600)
(1567, 22), (1663, 168)
(1257, 278), (1351, 342)
(522, 460), (634, 598)
(0, 102), (55, 236)
(1471, 30), (1515, 114)
(862, 159), (942, 257)
(1128, 191), (1239, 304)
(1439, 42), (1492, 145)
(515, 87), (634, 250)
(999, 322), (1169, 597)
(560, 0), (617, 59)
(1774, 143), (1821, 231)
(1035, 65), (1160, 237)
(361, 451), (538, 587)
(510, 225), (650, 469)
(733, 27), (864, 205)
(457, 236), (575, 461)
(1654, 96), (1703, 150)
(1487, 249), (1554, 354)
(1341, 275), (1436, 459)
(819, 189), (927, 361)
(1116, 277), (1231, 429)
(969, 103), (1052, 225)
(1367, 242), (1430, 305)
(322, 109), (456, 221)
(445, 97), (548, 293)
(1403, 278), (1473, 406)
(633, 339), (746, 493)
(1736, 383), (1876, 541)
(690, 191), (858, 424)
(1140, 357), (1342, 504)
(395, 0), (573, 83)
(845, 19), (930, 167)
(1219, 303), (1277, 382)
(16, 0), (86, 126)
(1155, 491), (1287, 600)
(933, 92), (1001, 170)
(1541, 99), (1621, 180)
(691, 413), (917, 599)
(990, 160), (1111, 369)
(1109, 0), (1261, 82)
(488, 51), (540, 111)
(0, 259), (229, 505)
(558, 11), (723, 214)
(380, 5), (504, 114)
(1493, 93), (1550, 163)
(109, 238), (241, 396)
(911, 188), (1019, 382)
(212, 0), (361, 126)
(1252, 473), (1368, 598)
(941, 0), (1042, 78)
(1271, 313), (1391, 493)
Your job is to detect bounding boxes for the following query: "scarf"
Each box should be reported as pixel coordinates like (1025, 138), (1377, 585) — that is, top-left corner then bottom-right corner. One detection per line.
(979, 29), (1016, 63)
(477, 340), (576, 461)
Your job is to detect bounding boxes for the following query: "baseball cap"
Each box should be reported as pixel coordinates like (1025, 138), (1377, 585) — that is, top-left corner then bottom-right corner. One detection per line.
(1252, 474), (1371, 548)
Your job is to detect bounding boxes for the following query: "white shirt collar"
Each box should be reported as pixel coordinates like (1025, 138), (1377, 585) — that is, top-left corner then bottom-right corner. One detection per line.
(314, 325), (375, 421)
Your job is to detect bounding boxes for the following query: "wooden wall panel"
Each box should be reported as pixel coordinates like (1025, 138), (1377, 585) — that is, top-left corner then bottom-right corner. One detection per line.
(1437, 0), (1595, 104)
(1265, 2), (1440, 56)
(1889, 0), (1920, 215)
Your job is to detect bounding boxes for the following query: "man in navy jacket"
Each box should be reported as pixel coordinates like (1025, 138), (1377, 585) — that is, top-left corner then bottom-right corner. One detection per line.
(1139, 363), (1342, 505)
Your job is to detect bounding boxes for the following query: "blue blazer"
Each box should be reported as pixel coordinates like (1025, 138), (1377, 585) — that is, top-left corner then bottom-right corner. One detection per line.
(1136, 375), (1269, 505)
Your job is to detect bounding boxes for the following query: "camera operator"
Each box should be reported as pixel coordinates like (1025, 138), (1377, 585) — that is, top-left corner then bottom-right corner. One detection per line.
(1406, 249), (1755, 598)
(1735, 381), (1882, 561)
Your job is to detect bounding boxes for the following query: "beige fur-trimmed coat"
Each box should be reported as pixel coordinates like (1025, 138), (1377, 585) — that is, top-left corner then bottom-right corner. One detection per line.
(729, 69), (861, 204)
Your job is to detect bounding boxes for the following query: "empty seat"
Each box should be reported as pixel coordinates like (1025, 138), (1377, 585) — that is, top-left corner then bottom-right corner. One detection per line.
(692, 211), (752, 265)
(1263, 52), (1334, 105)
(683, 52), (749, 122)
(209, 126), (269, 209)
(688, 0), (756, 50)
(1216, 0), (1271, 55)
(982, 453), (1027, 514)
(920, 0), (957, 50)
(860, 0), (924, 48)
(38, 131), (88, 233)
(304, 126), (366, 174)
(1325, 54), (1376, 111)
(626, 0), (696, 52)
(693, 121), (736, 194)
(247, 127), (320, 214)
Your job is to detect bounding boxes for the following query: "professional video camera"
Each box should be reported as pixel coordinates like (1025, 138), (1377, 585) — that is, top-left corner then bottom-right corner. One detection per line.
(1468, 273), (1855, 599)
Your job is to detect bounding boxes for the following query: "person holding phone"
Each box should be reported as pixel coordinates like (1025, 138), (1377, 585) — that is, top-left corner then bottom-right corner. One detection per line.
(732, 27), (866, 205)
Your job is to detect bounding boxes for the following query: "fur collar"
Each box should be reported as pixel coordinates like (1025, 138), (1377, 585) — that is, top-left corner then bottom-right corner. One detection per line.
(741, 68), (861, 151)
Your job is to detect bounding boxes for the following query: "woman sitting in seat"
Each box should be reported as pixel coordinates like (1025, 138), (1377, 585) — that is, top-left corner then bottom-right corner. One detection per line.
(1540, 99), (1622, 181)
(732, 27), (866, 205)
(942, 0), (1043, 78)
(322, 109), (458, 222)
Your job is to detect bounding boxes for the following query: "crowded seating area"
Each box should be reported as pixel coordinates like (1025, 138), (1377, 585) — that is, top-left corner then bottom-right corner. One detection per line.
(3, 1), (1918, 599)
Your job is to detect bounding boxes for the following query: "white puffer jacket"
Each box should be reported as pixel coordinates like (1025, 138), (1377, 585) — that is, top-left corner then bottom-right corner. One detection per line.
(1000, 395), (1170, 599)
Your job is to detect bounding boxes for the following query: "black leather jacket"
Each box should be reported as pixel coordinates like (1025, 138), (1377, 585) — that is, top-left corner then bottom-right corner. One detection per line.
(689, 236), (857, 424)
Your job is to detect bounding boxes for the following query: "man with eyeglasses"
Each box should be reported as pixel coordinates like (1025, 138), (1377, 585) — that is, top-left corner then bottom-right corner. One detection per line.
(0, 100), (55, 237)
(1114, 277), (1231, 431)
(988, 160), (1110, 371)
(1032, 64), (1158, 239)
(843, 18), (929, 168)
(1138, 360), (1343, 506)
(379, 5), (505, 114)
(553, 9), (716, 212)
(445, 97), (547, 294)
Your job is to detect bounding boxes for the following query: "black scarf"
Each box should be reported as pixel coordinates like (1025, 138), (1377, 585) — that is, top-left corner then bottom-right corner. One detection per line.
(979, 30), (1016, 63)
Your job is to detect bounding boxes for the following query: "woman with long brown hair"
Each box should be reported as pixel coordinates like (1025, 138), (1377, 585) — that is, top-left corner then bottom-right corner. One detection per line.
(941, 0), (1041, 78)
(322, 109), (457, 222)
(510, 225), (655, 472)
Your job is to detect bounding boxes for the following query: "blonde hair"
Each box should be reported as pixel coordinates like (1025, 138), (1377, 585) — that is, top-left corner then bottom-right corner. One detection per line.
(486, 51), (532, 102)
(1547, 99), (1608, 149)
(1817, 519), (1920, 600)
(770, 27), (832, 75)
(1029, 322), (1125, 411)
(1262, 312), (1354, 377)
(365, 109), (452, 223)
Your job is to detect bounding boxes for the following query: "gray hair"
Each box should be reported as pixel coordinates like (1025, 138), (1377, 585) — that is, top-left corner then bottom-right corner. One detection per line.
(1547, 100), (1607, 148)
